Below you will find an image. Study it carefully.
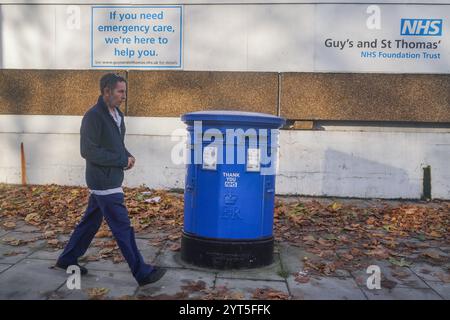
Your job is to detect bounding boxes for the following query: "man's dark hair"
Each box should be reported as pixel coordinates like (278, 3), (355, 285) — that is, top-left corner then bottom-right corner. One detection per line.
(100, 73), (126, 95)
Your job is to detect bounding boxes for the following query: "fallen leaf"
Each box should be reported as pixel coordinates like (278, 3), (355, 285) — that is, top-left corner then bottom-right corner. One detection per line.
(2, 222), (16, 229)
(169, 243), (181, 252)
(324, 234), (338, 241)
(2, 237), (24, 246)
(330, 202), (342, 211)
(422, 250), (444, 261)
(135, 292), (189, 300)
(181, 280), (207, 292)
(427, 231), (442, 238)
(436, 273), (450, 283)
(86, 287), (110, 300)
(367, 248), (390, 259)
(47, 239), (59, 246)
(95, 230), (111, 238)
(99, 248), (115, 258)
(3, 251), (27, 257)
(323, 263), (336, 275)
(228, 292), (245, 300)
(350, 248), (362, 256)
(381, 279), (398, 289)
(252, 288), (289, 300)
(81, 255), (100, 262)
(391, 269), (411, 279)
(294, 271), (310, 284)
(388, 257), (412, 267)
(341, 253), (354, 261)
(317, 238), (333, 247)
(44, 231), (55, 239)
(145, 196), (161, 204)
(24, 213), (41, 226)
(201, 285), (240, 300)
(113, 255), (124, 263)
(168, 234), (181, 241)
(319, 250), (335, 259)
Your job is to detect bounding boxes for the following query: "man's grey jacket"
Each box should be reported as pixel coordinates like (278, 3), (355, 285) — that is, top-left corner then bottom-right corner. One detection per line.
(80, 95), (133, 190)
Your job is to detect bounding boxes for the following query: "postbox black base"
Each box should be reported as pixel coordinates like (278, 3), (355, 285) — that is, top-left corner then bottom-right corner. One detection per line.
(180, 232), (274, 269)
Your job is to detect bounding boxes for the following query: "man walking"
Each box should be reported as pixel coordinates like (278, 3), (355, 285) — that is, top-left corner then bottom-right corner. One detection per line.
(56, 73), (166, 286)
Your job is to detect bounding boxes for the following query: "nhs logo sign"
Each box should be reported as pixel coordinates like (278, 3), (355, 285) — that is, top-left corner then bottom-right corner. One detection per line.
(401, 19), (443, 36)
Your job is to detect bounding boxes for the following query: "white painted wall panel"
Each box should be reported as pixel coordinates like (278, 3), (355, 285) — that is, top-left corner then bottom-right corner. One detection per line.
(2, 5), (56, 69)
(184, 4), (315, 71)
(2, 2), (447, 72)
(2, 1), (450, 5)
(54, 5), (91, 69)
(277, 130), (450, 199)
(1, 115), (449, 199)
(244, 4), (314, 72)
(183, 5), (248, 71)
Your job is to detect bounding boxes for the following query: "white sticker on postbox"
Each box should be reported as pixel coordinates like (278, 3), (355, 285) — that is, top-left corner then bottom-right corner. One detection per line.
(247, 148), (261, 172)
(203, 146), (217, 170)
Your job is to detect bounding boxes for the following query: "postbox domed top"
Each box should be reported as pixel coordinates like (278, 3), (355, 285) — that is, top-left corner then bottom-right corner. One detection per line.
(181, 110), (286, 128)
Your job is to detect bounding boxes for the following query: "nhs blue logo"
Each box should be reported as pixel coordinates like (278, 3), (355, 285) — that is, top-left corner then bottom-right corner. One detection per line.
(401, 19), (443, 36)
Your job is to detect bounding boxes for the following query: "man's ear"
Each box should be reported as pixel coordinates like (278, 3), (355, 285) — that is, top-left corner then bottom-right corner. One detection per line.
(104, 87), (111, 97)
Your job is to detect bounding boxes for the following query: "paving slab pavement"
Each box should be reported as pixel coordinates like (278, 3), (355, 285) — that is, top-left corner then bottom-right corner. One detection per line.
(216, 254), (284, 281)
(351, 260), (429, 289)
(409, 262), (450, 283)
(0, 228), (10, 238)
(0, 231), (46, 264)
(28, 248), (63, 261)
(136, 268), (216, 299)
(49, 270), (138, 300)
(287, 276), (366, 300)
(13, 221), (41, 233)
(0, 259), (67, 299)
(0, 263), (13, 273)
(214, 278), (289, 300)
(360, 287), (443, 300)
(425, 281), (450, 300)
(0, 195), (448, 300)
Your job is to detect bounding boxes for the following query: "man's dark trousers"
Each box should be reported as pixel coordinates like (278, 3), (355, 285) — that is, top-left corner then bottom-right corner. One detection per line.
(57, 192), (153, 283)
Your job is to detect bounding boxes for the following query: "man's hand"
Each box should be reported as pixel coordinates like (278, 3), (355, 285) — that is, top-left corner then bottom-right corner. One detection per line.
(125, 156), (136, 170)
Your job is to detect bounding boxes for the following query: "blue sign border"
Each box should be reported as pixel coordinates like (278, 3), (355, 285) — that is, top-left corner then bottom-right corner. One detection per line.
(91, 5), (183, 69)
(400, 18), (443, 36)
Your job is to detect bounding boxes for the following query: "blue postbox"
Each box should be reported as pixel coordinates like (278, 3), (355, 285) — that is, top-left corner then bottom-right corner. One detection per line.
(180, 111), (285, 269)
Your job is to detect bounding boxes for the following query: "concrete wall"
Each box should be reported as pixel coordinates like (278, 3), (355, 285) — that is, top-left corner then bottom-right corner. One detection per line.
(278, 128), (450, 199)
(0, 2), (449, 199)
(1, 115), (449, 199)
(1, 70), (449, 122)
(3, 1), (450, 3)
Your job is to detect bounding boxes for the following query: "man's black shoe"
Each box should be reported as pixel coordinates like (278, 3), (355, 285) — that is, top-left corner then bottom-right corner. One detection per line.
(55, 261), (88, 275)
(138, 267), (167, 286)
